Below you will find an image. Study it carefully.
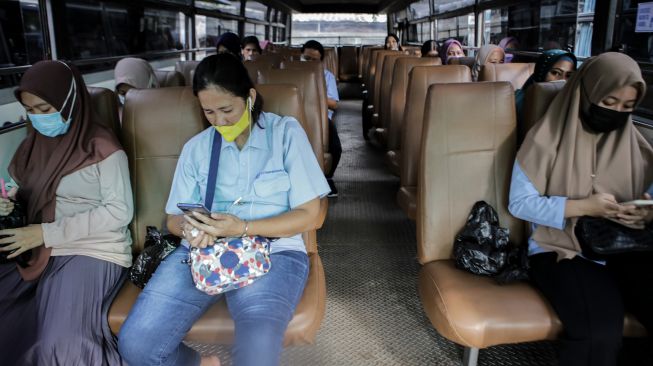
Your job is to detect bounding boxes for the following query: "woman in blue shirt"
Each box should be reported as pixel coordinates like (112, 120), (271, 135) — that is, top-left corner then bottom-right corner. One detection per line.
(118, 53), (330, 366)
(509, 53), (653, 366)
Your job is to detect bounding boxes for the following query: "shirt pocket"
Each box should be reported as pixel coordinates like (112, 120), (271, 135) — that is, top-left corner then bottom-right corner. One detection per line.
(253, 171), (291, 198)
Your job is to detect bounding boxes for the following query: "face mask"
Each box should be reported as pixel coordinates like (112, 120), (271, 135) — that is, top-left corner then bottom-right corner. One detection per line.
(118, 94), (125, 105)
(29, 68), (77, 138)
(582, 103), (630, 134)
(215, 98), (251, 142)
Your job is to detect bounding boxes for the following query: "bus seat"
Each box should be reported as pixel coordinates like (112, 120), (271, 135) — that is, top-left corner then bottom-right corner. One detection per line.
(361, 46), (382, 84)
(324, 47), (338, 81)
(244, 60), (275, 84)
(258, 68), (327, 173)
(479, 62), (535, 90)
(448, 56), (475, 68)
(338, 46), (359, 81)
(174, 60), (200, 85)
(87, 86), (121, 137)
(522, 80), (566, 144)
(109, 86), (327, 346)
(397, 65), (471, 220)
(385, 57), (442, 176)
(280, 61), (331, 173)
(374, 54), (416, 147)
(154, 70), (185, 87)
(372, 51), (402, 123)
(416, 82), (646, 366)
(255, 83), (329, 231)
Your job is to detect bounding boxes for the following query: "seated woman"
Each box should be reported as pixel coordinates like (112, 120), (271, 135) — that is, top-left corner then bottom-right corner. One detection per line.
(384, 33), (402, 51)
(509, 52), (653, 366)
(471, 44), (505, 81)
(118, 53), (330, 366)
(421, 40), (439, 58)
(114, 57), (160, 105)
(242, 35), (263, 61)
(515, 49), (577, 124)
(0, 60), (133, 365)
(216, 32), (242, 58)
(439, 39), (465, 65)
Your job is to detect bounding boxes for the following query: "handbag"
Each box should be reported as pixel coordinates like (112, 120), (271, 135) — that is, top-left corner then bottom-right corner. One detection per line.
(188, 129), (272, 295)
(0, 199), (32, 268)
(575, 216), (653, 261)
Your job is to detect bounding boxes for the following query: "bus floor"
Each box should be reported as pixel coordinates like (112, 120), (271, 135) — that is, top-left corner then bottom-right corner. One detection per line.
(187, 99), (558, 365)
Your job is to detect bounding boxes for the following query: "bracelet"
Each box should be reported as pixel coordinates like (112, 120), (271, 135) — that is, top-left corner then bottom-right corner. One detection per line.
(241, 220), (249, 237)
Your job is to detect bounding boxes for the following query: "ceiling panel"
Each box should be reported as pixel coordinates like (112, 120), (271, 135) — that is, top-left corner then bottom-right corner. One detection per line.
(267, 0), (407, 13)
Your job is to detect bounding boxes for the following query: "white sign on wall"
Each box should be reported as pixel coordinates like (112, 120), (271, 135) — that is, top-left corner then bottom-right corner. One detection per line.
(636, 2), (653, 33)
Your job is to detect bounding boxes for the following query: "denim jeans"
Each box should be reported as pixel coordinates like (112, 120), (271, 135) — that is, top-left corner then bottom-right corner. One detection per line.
(118, 246), (309, 366)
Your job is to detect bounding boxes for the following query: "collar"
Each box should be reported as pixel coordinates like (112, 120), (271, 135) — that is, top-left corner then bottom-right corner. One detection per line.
(220, 113), (269, 151)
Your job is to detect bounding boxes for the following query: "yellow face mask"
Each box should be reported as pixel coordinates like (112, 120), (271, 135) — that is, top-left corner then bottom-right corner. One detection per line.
(214, 98), (251, 142)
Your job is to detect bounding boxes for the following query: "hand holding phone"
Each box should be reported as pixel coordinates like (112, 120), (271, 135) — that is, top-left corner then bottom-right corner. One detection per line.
(177, 203), (211, 216)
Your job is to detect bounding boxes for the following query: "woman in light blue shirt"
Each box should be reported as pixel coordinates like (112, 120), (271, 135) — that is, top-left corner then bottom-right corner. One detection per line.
(118, 53), (330, 366)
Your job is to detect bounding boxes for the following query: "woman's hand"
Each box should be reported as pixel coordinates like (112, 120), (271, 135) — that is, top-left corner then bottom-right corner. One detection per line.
(184, 212), (246, 239)
(181, 221), (216, 249)
(581, 193), (622, 218)
(0, 224), (44, 259)
(0, 187), (18, 216)
(615, 193), (653, 228)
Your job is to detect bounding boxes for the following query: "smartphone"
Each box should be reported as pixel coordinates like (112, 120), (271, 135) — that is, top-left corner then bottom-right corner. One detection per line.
(620, 200), (653, 207)
(176, 203), (211, 216)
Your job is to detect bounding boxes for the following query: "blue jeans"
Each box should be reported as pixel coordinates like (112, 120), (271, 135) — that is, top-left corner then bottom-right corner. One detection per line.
(118, 246), (309, 366)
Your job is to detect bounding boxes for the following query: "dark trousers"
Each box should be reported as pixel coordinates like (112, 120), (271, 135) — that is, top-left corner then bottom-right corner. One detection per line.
(529, 252), (653, 366)
(327, 119), (342, 179)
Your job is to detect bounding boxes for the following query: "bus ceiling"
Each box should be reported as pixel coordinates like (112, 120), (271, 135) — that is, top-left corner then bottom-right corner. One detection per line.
(267, 0), (403, 13)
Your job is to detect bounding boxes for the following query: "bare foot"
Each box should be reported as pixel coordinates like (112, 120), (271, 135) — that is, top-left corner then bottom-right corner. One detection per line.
(200, 355), (220, 366)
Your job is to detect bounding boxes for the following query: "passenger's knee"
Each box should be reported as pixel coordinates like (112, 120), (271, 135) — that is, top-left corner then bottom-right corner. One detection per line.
(118, 321), (156, 365)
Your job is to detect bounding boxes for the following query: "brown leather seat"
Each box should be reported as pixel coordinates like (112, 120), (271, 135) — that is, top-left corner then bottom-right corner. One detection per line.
(154, 70), (185, 87)
(416, 82), (647, 366)
(384, 57), (441, 176)
(360, 46), (383, 85)
(279, 61), (331, 173)
(478, 63), (535, 90)
(109, 86), (327, 346)
(324, 47), (338, 81)
(258, 68), (327, 173)
(374, 54), (417, 146)
(338, 46), (359, 81)
(174, 60), (201, 86)
(372, 51), (402, 124)
(87, 86), (121, 137)
(397, 65), (471, 220)
(244, 59), (275, 84)
(522, 80), (566, 143)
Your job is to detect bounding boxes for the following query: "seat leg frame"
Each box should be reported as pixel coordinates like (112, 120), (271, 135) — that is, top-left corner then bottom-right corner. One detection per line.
(462, 347), (479, 366)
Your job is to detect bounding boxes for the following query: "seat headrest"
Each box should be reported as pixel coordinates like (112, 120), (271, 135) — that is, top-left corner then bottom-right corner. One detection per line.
(121, 86), (208, 252)
(256, 84), (306, 133)
(417, 81), (523, 264)
(154, 70), (185, 87)
(87, 86), (121, 138)
(479, 63), (536, 90)
(522, 80), (566, 143)
(174, 60), (201, 86)
(448, 56), (475, 68)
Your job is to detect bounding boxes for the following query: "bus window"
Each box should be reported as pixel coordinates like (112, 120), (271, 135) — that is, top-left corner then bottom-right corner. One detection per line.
(0, 0), (44, 69)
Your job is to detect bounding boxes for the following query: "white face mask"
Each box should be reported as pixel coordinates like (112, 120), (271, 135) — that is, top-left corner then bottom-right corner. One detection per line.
(118, 94), (125, 105)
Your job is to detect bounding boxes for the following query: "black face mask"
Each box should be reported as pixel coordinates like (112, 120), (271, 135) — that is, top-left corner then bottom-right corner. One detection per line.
(582, 103), (631, 133)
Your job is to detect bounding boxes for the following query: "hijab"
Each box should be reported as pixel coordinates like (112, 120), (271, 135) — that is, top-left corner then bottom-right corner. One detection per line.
(114, 57), (160, 90)
(498, 36), (519, 50)
(216, 32), (242, 58)
(472, 45), (504, 81)
(517, 52), (653, 259)
(439, 39), (464, 65)
(10, 60), (122, 279)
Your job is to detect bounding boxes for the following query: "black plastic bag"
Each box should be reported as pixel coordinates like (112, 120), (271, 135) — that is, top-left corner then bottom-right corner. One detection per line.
(453, 201), (528, 283)
(129, 226), (180, 289)
(0, 200), (32, 267)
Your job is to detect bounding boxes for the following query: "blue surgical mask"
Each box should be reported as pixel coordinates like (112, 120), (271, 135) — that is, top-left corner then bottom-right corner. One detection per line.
(28, 66), (77, 138)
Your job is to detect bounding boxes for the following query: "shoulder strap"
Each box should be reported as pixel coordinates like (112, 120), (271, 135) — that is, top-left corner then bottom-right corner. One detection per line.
(204, 129), (221, 211)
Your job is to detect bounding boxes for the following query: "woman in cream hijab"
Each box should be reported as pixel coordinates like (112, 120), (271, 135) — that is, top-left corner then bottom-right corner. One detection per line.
(471, 44), (505, 81)
(114, 57), (159, 105)
(509, 52), (653, 366)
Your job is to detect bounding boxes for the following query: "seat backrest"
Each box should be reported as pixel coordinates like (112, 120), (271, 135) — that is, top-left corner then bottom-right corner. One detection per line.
(121, 87), (207, 252)
(280, 61), (329, 154)
(258, 68), (326, 172)
(417, 82), (523, 264)
(87, 86), (121, 137)
(379, 54), (417, 131)
(338, 46), (359, 80)
(448, 56), (475, 68)
(174, 60), (201, 86)
(361, 46), (382, 81)
(400, 66), (472, 191)
(244, 60), (275, 84)
(522, 81), (565, 143)
(479, 62), (536, 90)
(367, 49), (392, 96)
(154, 70), (185, 87)
(387, 57), (441, 151)
(324, 47), (338, 80)
(373, 50), (401, 112)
